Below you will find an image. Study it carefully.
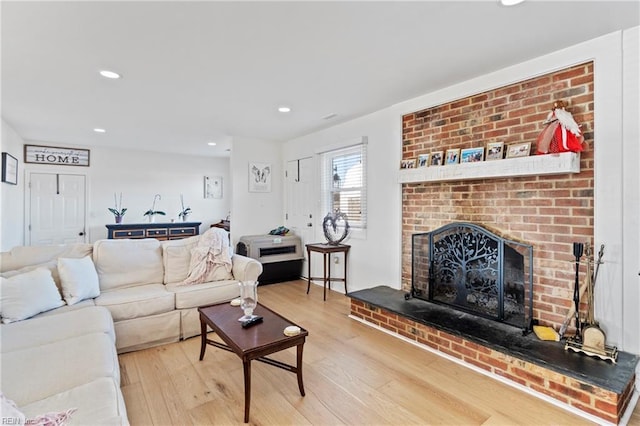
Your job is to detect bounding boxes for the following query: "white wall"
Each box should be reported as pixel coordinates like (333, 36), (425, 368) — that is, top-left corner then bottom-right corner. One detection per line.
(283, 110), (403, 295)
(283, 28), (640, 354)
(230, 137), (284, 248)
(1, 138), (231, 247)
(622, 26), (640, 355)
(0, 120), (26, 250)
(84, 145), (231, 242)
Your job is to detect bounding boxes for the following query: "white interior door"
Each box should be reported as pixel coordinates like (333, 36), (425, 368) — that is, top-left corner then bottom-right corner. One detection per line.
(29, 173), (86, 245)
(285, 157), (314, 277)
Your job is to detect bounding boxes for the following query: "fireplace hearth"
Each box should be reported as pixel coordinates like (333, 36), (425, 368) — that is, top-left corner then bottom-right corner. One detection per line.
(348, 286), (639, 424)
(408, 222), (533, 332)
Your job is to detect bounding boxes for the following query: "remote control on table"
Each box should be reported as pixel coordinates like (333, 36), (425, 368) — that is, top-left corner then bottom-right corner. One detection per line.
(241, 316), (263, 328)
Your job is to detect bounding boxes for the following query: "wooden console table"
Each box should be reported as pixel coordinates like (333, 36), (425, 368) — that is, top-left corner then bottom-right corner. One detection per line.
(306, 243), (350, 301)
(105, 222), (201, 241)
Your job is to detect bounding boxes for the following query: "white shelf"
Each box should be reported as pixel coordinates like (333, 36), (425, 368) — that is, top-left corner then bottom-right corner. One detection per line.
(398, 152), (581, 184)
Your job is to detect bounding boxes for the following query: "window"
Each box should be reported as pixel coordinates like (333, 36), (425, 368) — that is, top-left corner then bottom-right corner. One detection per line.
(321, 142), (367, 230)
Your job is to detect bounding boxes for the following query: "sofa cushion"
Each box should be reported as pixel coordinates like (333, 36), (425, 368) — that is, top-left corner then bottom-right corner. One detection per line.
(58, 256), (101, 305)
(20, 378), (127, 426)
(1, 306), (115, 353)
(0, 268), (64, 324)
(0, 332), (119, 406)
(94, 284), (174, 321)
(93, 239), (163, 291)
(161, 235), (199, 284)
(0, 243), (92, 274)
(0, 260), (61, 290)
(114, 310), (181, 354)
(166, 280), (239, 309)
(32, 299), (96, 319)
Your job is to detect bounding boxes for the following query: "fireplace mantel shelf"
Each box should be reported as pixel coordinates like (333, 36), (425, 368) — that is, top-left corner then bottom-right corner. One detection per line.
(398, 152), (580, 184)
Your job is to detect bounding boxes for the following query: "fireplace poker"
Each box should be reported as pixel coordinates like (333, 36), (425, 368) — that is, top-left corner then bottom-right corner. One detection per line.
(572, 242), (584, 340)
(592, 244), (604, 286)
(559, 243), (605, 338)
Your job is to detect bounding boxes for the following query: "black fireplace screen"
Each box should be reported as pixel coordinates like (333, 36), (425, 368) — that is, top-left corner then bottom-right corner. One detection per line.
(411, 222), (533, 331)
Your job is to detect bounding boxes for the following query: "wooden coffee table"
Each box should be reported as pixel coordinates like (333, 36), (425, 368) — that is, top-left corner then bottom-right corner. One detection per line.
(198, 302), (308, 423)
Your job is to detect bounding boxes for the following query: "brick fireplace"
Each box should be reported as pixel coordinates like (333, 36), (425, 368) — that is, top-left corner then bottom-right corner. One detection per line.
(400, 61), (594, 332)
(348, 62), (638, 424)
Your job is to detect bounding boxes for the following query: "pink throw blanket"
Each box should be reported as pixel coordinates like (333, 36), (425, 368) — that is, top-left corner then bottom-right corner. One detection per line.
(182, 228), (233, 285)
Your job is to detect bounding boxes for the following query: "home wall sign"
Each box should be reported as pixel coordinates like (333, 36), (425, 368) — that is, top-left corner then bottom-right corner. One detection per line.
(24, 144), (90, 167)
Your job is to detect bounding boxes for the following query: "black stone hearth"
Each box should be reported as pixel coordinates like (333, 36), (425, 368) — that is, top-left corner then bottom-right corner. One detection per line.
(349, 285), (638, 395)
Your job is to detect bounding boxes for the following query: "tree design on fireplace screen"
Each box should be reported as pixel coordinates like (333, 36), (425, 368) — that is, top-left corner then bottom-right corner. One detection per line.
(410, 222), (533, 332)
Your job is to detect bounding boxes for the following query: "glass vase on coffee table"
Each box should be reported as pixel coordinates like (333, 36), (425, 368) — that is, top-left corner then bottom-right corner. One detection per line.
(238, 281), (258, 321)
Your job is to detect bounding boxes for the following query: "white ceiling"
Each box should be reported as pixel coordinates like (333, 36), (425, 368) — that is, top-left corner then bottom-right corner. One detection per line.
(2, 1), (639, 157)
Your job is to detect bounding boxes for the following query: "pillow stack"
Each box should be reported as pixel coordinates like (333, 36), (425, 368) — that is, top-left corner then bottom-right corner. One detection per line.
(0, 256), (100, 323)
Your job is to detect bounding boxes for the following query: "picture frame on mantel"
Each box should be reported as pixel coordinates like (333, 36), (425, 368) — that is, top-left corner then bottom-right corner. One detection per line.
(460, 147), (484, 163)
(445, 148), (460, 165)
(1, 152), (18, 185)
(430, 151), (443, 166)
(400, 159), (416, 169)
(506, 142), (531, 159)
(486, 141), (505, 161)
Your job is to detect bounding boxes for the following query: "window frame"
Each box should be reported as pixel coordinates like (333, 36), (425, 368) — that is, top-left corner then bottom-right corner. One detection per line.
(320, 139), (368, 237)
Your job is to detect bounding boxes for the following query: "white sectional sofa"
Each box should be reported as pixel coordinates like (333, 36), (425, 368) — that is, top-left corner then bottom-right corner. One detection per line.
(0, 230), (263, 425)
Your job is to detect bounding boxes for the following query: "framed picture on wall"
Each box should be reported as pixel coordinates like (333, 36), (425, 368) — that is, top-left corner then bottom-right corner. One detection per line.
(204, 175), (223, 199)
(445, 148), (460, 165)
(248, 162), (271, 192)
(486, 141), (505, 160)
(1, 152), (18, 185)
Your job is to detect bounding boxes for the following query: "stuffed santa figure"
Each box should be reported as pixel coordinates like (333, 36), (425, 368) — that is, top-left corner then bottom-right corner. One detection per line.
(536, 100), (584, 154)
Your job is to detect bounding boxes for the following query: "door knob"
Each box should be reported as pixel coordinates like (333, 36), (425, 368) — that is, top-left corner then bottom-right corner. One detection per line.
(307, 223), (313, 227)
(79, 232), (85, 236)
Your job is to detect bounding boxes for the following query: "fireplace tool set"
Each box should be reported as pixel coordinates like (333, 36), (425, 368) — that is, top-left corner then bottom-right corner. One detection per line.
(562, 242), (618, 362)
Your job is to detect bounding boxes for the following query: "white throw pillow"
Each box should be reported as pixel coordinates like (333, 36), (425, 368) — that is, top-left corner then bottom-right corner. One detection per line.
(0, 268), (64, 324)
(57, 256), (100, 305)
(0, 260), (61, 290)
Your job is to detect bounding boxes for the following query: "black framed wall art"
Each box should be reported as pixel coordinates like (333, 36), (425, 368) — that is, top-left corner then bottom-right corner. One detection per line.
(1, 152), (18, 185)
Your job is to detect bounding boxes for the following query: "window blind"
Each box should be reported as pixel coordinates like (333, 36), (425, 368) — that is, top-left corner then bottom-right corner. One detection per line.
(320, 143), (367, 229)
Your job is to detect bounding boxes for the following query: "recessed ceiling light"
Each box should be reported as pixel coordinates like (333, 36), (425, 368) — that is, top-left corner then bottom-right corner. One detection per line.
(208, 142), (217, 146)
(99, 70), (121, 79)
(93, 128), (106, 133)
(500, 0), (525, 6)
(278, 106), (291, 113)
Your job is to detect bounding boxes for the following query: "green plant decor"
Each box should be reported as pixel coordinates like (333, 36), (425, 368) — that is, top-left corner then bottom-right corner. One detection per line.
(108, 193), (127, 220)
(144, 194), (166, 217)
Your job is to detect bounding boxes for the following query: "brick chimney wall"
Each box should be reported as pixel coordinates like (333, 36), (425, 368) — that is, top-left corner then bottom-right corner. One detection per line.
(401, 62), (594, 330)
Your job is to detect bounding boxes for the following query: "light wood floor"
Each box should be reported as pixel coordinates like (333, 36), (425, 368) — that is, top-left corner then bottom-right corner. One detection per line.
(119, 280), (640, 425)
